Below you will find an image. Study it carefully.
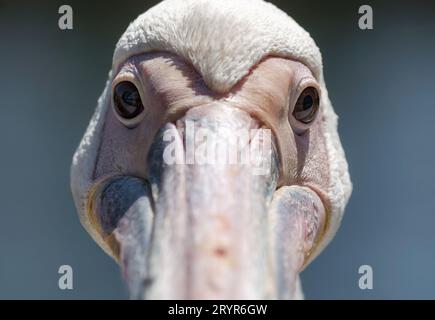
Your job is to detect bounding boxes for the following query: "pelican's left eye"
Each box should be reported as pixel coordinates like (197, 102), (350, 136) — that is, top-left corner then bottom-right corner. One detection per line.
(113, 81), (144, 119)
(293, 87), (320, 124)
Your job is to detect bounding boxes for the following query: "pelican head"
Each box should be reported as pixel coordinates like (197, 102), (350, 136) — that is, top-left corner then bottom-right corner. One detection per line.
(71, 0), (352, 299)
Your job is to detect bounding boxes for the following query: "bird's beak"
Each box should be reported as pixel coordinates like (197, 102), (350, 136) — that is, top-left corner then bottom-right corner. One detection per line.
(89, 103), (326, 299)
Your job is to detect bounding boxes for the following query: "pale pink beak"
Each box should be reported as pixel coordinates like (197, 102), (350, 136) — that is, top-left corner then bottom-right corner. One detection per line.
(95, 103), (326, 299)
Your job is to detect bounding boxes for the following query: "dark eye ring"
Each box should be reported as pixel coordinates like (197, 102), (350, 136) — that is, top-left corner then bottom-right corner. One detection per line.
(113, 81), (144, 120)
(292, 87), (320, 124)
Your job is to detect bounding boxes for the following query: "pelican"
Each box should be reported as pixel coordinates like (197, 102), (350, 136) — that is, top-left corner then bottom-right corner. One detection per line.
(71, 0), (352, 299)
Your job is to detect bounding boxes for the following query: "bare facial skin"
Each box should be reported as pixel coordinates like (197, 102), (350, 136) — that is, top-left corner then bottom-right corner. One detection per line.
(98, 53), (329, 191)
(88, 52), (330, 299)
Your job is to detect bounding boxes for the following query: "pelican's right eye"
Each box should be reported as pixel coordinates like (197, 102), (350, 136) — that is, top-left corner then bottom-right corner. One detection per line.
(113, 81), (144, 120)
(292, 87), (319, 124)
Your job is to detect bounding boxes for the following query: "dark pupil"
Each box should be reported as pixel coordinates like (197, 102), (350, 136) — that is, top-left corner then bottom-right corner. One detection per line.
(122, 90), (140, 106)
(302, 95), (314, 110)
(114, 81), (144, 119)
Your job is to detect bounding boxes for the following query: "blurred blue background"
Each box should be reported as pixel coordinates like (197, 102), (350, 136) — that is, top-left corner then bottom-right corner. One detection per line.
(0, 0), (434, 299)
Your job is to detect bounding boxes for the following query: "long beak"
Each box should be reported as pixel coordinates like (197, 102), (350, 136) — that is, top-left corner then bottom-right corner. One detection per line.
(92, 103), (326, 299)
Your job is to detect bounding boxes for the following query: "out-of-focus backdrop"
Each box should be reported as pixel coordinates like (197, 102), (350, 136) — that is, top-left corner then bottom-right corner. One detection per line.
(0, 0), (434, 299)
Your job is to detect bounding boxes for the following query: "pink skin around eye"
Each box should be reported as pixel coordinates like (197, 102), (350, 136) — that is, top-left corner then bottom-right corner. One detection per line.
(101, 54), (329, 194)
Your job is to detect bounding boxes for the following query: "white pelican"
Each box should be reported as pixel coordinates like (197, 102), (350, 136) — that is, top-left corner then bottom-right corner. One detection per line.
(71, 0), (352, 299)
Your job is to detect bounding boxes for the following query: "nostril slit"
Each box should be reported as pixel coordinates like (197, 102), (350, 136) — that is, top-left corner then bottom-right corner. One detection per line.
(214, 247), (228, 257)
